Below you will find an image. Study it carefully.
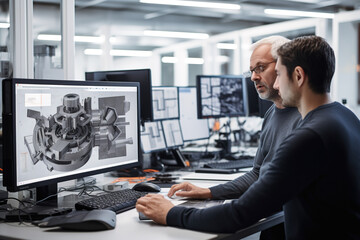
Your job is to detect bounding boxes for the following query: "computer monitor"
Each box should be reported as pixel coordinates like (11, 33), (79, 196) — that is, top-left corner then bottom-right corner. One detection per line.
(152, 86), (179, 120)
(161, 119), (184, 148)
(196, 75), (248, 119)
(85, 69), (153, 123)
(161, 119), (187, 167)
(178, 87), (210, 142)
(245, 76), (273, 118)
(140, 121), (166, 153)
(2, 78), (141, 203)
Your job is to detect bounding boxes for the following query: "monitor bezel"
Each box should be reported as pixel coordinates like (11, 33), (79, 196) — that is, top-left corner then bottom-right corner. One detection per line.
(196, 75), (248, 119)
(161, 119), (184, 149)
(2, 78), (142, 192)
(152, 86), (180, 121)
(85, 68), (153, 122)
(178, 86), (210, 142)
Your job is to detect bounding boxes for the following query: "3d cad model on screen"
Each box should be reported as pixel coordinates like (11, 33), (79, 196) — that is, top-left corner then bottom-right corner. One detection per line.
(24, 93), (134, 172)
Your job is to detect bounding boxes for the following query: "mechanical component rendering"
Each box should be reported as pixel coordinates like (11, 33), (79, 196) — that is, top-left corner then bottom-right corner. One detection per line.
(24, 94), (133, 172)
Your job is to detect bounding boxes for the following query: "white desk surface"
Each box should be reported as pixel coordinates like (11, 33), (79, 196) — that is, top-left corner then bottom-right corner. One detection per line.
(0, 176), (232, 240)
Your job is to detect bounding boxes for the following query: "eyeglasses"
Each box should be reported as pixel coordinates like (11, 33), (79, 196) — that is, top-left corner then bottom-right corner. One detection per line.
(243, 60), (276, 77)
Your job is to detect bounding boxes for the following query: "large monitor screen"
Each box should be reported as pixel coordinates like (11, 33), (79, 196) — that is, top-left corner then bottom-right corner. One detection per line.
(140, 121), (166, 153)
(2, 78), (140, 192)
(85, 69), (153, 122)
(178, 87), (210, 142)
(152, 86), (179, 120)
(161, 119), (184, 148)
(196, 75), (247, 119)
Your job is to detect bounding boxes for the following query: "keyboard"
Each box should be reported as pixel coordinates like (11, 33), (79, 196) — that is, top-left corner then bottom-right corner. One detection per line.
(203, 159), (254, 170)
(75, 188), (147, 214)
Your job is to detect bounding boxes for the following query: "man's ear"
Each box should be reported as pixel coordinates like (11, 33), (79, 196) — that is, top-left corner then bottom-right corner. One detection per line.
(293, 66), (306, 87)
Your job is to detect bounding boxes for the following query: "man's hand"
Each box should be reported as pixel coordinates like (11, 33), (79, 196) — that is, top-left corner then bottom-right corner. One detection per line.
(167, 182), (212, 199)
(136, 194), (174, 225)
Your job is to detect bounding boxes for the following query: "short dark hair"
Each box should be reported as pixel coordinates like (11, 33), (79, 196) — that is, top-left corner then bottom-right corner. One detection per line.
(277, 35), (335, 93)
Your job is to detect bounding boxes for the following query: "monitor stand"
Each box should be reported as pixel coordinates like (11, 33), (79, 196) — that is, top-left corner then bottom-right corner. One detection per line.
(171, 148), (188, 168)
(157, 148), (188, 169)
(35, 184), (58, 207)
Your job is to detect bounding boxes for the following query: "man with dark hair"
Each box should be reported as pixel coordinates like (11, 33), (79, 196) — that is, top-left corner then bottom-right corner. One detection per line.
(136, 36), (360, 239)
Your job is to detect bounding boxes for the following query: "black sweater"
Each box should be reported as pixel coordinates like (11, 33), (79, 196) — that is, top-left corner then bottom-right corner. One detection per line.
(210, 104), (301, 199)
(167, 102), (360, 239)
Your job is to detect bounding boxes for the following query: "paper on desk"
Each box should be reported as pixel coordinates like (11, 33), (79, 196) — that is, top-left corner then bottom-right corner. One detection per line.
(182, 172), (245, 181)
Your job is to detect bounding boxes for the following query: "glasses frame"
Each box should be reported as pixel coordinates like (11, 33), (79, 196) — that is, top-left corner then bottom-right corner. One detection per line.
(243, 60), (276, 78)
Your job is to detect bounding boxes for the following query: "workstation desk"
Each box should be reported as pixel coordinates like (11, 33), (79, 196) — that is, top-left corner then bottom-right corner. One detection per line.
(0, 172), (284, 240)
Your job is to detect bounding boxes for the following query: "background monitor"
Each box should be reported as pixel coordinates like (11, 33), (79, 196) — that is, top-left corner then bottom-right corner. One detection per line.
(245, 76), (273, 118)
(178, 87), (210, 142)
(161, 119), (184, 148)
(2, 78), (141, 202)
(140, 121), (166, 153)
(196, 75), (247, 119)
(85, 69), (153, 122)
(152, 86), (179, 120)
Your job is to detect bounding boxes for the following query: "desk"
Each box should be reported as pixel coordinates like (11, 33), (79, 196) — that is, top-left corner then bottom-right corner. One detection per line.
(0, 173), (284, 240)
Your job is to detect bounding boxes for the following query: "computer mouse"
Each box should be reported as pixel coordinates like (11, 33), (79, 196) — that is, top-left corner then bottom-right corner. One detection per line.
(37, 209), (116, 231)
(132, 182), (161, 192)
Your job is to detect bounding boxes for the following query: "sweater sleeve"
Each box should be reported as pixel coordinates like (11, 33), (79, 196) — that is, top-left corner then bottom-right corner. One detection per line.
(210, 147), (262, 199)
(166, 129), (325, 233)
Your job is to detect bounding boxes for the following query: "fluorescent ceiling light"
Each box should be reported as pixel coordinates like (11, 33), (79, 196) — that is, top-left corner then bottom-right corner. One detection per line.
(110, 49), (153, 57)
(84, 49), (153, 57)
(140, 0), (240, 10)
(216, 43), (237, 50)
(84, 49), (103, 55)
(161, 57), (204, 64)
(0, 22), (10, 28)
(264, 9), (334, 19)
(144, 30), (209, 39)
(287, 0), (321, 3)
(37, 34), (105, 43)
(75, 35), (104, 43)
(37, 34), (61, 41)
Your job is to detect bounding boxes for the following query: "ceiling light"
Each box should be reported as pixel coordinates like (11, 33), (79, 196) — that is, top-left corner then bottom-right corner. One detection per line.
(216, 43), (237, 50)
(264, 9), (334, 19)
(140, 0), (240, 10)
(286, 0), (321, 3)
(75, 35), (105, 43)
(110, 49), (153, 57)
(0, 22), (10, 28)
(84, 49), (103, 55)
(37, 34), (62, 41)
(162, 57), (178, 63)
(144, 30), (209, 39)
(37, 34), (105, 43)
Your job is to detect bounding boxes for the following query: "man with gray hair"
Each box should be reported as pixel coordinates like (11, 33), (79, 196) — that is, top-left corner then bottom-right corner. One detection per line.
(137, 35), (301, 239)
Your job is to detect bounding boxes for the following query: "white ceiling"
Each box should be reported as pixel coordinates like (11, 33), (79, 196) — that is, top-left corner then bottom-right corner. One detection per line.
(32, 0), (360, 51)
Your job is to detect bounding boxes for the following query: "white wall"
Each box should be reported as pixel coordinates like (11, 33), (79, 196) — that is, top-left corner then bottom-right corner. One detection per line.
(333, 10), (360, 117)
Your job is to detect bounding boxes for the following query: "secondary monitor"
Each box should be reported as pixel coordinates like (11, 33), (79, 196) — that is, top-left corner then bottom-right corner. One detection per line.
(85, 69), (153, 122)
(161, 119), (187, 168)
(140, 121), (166, 153)
(2, 78), (141, 202)
(196, 75), (248, 119)
(245, 76), (273, 118)
(161, 119), (184, 148)
(178, 87), (210, 142)
(152, 86), (179, 120)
